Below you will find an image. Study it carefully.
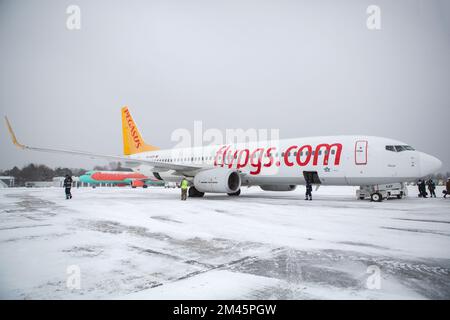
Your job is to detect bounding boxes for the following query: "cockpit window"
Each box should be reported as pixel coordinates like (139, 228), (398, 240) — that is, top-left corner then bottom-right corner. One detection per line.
(386, 145), (395, 152)
(386, 145), (415, 152)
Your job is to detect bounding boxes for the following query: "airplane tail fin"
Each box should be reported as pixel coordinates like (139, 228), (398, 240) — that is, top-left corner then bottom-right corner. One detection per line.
(121, 106), (159, 155)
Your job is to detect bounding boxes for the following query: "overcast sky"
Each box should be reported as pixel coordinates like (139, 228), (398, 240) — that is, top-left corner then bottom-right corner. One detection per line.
(1, 0), (449, 172)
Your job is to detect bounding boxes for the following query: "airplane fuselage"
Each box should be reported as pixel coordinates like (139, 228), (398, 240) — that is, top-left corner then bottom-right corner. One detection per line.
(127, 135), (442, 187)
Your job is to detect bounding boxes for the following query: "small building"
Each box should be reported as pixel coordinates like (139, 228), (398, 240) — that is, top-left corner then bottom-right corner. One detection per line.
(24, 181), (54, 188)
(53, 176), (91, 188)
(0, 176), (15, 188)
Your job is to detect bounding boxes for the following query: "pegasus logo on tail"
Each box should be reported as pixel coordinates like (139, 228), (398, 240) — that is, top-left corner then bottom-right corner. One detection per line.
(123, 108), (141, 149)
(121, 106), (159, 155)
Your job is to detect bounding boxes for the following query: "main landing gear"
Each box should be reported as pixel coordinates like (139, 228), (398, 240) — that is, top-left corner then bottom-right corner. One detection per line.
(188, 187), (242, 197)
(188, 186), (205, 198)
(227, 189), (241, 196)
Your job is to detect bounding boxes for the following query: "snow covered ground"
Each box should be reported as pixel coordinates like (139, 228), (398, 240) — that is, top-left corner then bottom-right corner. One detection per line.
(0, 185), (449, 300)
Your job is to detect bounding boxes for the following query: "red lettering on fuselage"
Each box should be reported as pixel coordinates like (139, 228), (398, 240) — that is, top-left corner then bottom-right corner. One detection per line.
(227, 150), (239, 169)
(313, 143), (342, 166)
(284, 145), (298, 167)
(264, 147), (276, 167)
(214, 145), (228, 167)
(250, 148), (264, 174)
(213, 142), (342, 175)
(237, 149), (250, 169)
(296, 145), (312, 167)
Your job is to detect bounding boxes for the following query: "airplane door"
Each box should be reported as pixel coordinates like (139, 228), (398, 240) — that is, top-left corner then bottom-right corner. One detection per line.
(355, 140), (368, 165)
(303, 171), (321, 184)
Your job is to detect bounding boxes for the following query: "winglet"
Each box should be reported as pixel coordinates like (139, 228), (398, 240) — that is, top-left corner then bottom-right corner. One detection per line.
(4, 116), (26, 149)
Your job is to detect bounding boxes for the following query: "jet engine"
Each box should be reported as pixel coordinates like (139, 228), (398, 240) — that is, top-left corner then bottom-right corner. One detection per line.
(193, 168), (241, 193)
(260, 185), (297, 191)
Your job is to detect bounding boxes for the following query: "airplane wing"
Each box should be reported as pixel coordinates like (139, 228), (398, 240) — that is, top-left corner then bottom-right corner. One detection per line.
(4, 116), (202, 173)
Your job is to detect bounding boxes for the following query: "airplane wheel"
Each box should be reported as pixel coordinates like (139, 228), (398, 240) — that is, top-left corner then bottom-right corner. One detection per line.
(359, 196), (365, 200)
(188, 186), (205, 197)
(371, 193), (382, 202)
(227, 189), (241, 196)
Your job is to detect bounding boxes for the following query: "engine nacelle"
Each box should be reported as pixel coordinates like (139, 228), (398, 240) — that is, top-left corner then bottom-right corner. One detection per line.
(260, 185), (297, 192)
(193, 168), (241, 193)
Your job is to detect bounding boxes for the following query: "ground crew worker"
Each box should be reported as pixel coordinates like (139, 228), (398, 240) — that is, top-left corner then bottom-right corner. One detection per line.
(417, 179), (427, 198)
(416, 180), (420, 197)
(305, 181), (312, 201)
(180, 178), (188, 201)
(63, 174), (73, 199)
(445, 178), (450, 198)
(426, 179), (436, 198)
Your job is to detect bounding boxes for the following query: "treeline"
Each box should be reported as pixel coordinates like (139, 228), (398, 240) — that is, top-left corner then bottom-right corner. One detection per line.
(427, 172), (450, 182)
(0, 162), (131, 186)
(92, 162), (131, 172)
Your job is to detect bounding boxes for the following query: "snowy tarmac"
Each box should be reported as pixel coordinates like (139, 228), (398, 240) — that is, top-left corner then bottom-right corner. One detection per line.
(0, 186), (449, 299)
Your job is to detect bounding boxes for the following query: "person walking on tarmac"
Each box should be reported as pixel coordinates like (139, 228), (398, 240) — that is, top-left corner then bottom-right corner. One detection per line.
(305, 181), (313, 201)
(417, 179), (427, 198)
(63, 174), (73, 200)
(180, 178), (188, 201)
(426, 179), (436, 198)
(444, 178), (450, 198)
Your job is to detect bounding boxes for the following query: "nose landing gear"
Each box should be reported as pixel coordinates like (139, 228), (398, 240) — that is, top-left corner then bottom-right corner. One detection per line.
(357, 183), (408, 201)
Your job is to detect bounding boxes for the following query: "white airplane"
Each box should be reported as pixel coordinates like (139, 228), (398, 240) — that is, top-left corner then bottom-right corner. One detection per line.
(5, 107), (442, 201)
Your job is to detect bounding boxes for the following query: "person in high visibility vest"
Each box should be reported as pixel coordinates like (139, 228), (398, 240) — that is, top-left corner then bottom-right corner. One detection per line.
(180, 178), (189, 200)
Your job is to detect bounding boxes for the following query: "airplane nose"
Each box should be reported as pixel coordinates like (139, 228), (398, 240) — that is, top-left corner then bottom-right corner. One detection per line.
(420, 153), (442, 177)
